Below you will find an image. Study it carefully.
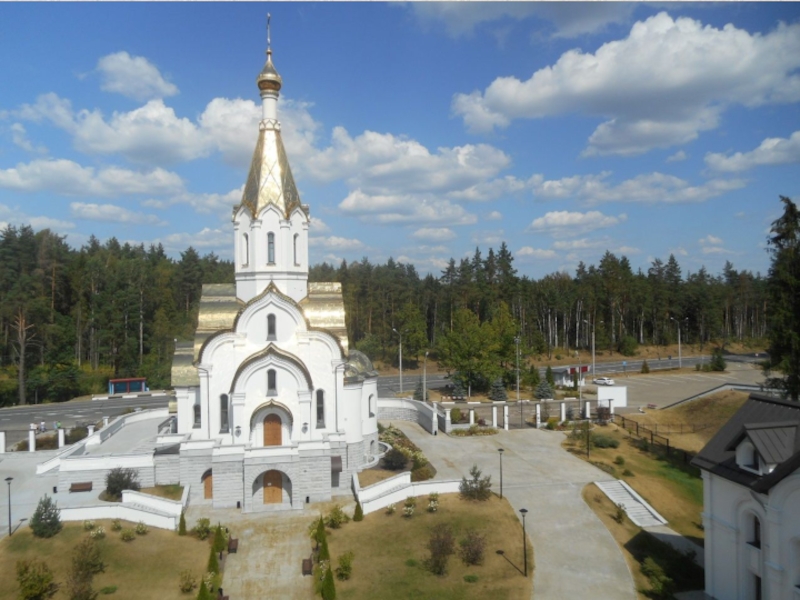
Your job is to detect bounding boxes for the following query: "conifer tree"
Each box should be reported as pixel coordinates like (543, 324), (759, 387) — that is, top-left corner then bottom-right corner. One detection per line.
(488, 378), (507, 402)
(29, 494), (62, 538)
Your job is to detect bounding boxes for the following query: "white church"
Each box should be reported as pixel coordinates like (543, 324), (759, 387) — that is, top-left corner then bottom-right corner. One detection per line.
(170, 35), (379, 511)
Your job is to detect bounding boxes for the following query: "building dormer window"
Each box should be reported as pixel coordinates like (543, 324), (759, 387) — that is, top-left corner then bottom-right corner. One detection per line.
(242, 233), (249, 266)
(293, 233), (299, 266)
(316, 390), (325, 428)
(268, 232), (275, 264)
(267, 314), (276, 340)
(736, 440), (760, 474)
(267, 369), (277, 396)
(220, 394), (230, 433)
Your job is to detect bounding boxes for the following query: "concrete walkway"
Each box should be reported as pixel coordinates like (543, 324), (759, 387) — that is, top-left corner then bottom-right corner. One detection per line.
(391, 421), (637, 600)
(186, 505), (314, 600)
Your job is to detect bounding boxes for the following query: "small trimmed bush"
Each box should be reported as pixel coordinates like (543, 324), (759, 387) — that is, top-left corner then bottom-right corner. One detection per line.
(463, 574), (479, 583)
(335, 551), (354, 581)
(459, 529), (486, 565)
(83, 520), (96, 531)
(192, 518), (211, 540)
(178, 570), (197, 593)
(592, 434), (620, 449)
(353, 502), (363, 522)
(89, 526), (106, 540)
(100, 585), (117, 595)
(623, 468), (634, 477)
(326, 505), (350, 529)
(105, 467), (140, 501)
(120, 529), (136, 542)
(614, 456), (625, 466)
(178, 511), (187, 536)
(110, 519), (122, 532)
(450, 408), (462, 423)
(382, 447), (408, 471)
(385, 504), (396, 516)
(135, 521), (148, 535)
(212, 525), (226, 553)
(641, 359), (650, 374)
(207, 548), (219, 575)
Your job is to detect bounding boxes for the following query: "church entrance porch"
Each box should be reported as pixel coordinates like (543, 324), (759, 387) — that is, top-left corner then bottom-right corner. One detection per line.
(252, 469), (292, 509)
(263, 469), (283, 503)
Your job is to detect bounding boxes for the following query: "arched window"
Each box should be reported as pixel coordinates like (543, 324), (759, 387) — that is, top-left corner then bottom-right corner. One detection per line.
(267, 314), (276, 340)
(242, 233), (249, 266)
(316, 390), (325, 428)
(220, 394), (229, 433)
(267, 232), (275, 264)
(369, 394), (375, 418)
(293, 233), (299, 266)
(267, 369), (277, 396)
(193, 404), (201, 428)
(751, 515), (761, 549)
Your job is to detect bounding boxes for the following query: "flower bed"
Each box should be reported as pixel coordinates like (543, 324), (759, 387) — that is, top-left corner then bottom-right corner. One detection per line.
(379, 425), (435, 481)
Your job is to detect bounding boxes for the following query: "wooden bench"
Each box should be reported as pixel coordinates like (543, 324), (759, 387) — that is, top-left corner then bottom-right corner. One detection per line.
(647, 404), (658, 410)
(69, 482), (93, 493)
(228, 538), (239, 554)
(302, 557), (313, 576)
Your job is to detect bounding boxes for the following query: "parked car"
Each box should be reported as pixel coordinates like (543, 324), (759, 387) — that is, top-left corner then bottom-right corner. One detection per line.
(593, 377), (615, 386)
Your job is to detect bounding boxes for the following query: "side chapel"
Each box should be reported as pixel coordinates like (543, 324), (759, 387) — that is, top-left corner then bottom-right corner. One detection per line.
(170, 28), (379, 511)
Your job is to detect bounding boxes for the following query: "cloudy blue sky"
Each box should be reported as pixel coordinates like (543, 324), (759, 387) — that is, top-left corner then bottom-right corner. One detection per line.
(1, 2), (798, 278)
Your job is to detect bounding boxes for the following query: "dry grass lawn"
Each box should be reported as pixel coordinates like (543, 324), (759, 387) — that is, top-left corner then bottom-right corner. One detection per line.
(0, 519), (210, 599)
(140, 484), (184, 501)
(356, 468), (401, 487)
(564, 426), (704, 544)
(622, 390), (749, 453)
(582, 483), (704, 599)
(325, 493), (533, 600)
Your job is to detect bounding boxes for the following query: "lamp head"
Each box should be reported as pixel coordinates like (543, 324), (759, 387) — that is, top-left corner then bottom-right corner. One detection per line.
(519, 508), (528, 516)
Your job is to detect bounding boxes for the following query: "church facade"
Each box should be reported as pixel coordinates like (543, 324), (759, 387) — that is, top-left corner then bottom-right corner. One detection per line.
(170, 37), (379, 511)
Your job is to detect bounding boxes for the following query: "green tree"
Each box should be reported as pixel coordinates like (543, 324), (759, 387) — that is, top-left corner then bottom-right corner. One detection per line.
(178, 511), (187, 536)
(764, 196), (800, 400)
(196, 581), (212, 600)
(545, 365), (554, 386)
(16, 559), (59, 600)
(437, 308), (497, 396)
(29, 494), (62, 538)
(212, 524), (226, 554)
(353, 502), (363, 522)
(534, 381), (554, 400)
(104, 467), (140, 500)
(488, 378), (507, 402)
(207, 547), (219, 575)
(65, 538), (104, 600)
(710, 348), (726, 372)
(321, 566), (336, 599)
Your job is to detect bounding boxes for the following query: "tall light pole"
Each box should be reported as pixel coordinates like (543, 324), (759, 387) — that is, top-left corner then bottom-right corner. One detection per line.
(392, 328), (403, 394)
(5, 476), (12, 537)
(670, 317), (688, 369)
(515, 336), (521, 427)
(423, 350), (429, 402)
(519, 508), (528, 577)
(498, 448), (504, 499)
(584, 319), (595, 379)
(576, 350), (582, 404)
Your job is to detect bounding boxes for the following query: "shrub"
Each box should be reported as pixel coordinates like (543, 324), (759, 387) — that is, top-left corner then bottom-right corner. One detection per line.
(405, 558), (417, 567)
(195, 581), (212, 600)
(67, 538), (105, 600)
(16, 558), (59, 600)
(404, 496), (417, 509)
(450, 408), (462, 423)
(459, 464), (492, 501)
(545, 365), (555, 386)
(104, 467), (140, 501)
(120, 529), (136, 542)
(641, 359), (650, 374)
(411, 465), (435, 481)
(614, 456), (625, 466)
(426, 523), (455, 576)
(321, 566), (336, 600)
(135, 521), (148, 535)
(89, 527), (106, 540)
(178, 511), (187, 536)
(618, 335), (638, 356)
(546, 417), (558, 430)
(382, 447), (408, 471)
(110, 519), (122, 532)
(403, 506), (414, 518)
(623, 469), (634, 477)
(178, 570), (197, 593)
(592, 433), (620, 449)
(83, 520), (95, 531)
(207, 547), (219, 575)
(212, 524), (226, 553)
(385, 504), (396, 516)
(319, 533), (331, 561)
(335, 551), (354, 581)
(642, 557), (675, 597)
(427, 499), (439, 513)
(29, 494), (62, 538)
(463, 574), (479, 583)
(326, 505), (350, 529)
(710, 348), (726, 371)
(459, 529), (486, 565)
(353, 502), (363, 522)
(613, 503), (625, 524)
(534, 380), (554, 400)
(192, 518), (211, 540)
(488, 378), (508, 402)
(695, 363), (702, 371)
(66, 427), (88, 444)
(100, 586), (117, 595)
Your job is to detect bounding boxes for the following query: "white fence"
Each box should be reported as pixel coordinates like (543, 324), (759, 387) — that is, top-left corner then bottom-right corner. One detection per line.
(122, 489), (183, 517)
(353, 471), (461, 515)
(60, 504), (177, 531)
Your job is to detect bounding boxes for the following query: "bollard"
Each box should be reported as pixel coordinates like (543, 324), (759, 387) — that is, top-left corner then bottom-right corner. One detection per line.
(103, 416), (109, 427)
(535, 404), (541, 428)
(28, 429), (36, 452)
(88, 424), (95, 436)
(560, 402), (566, 422)
(469, 409), (475, 425)
(58, 428), (65, 448)
(503, 405), (509, 431)
(492, 405), (497, 428)
(0, 431), (5, 454)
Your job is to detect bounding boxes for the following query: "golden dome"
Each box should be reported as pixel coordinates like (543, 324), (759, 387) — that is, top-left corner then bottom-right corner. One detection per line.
(257, 49), (282, 93)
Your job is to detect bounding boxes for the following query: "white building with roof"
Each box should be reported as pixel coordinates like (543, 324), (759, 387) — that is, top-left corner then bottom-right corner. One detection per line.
(170, 34), (379, 511)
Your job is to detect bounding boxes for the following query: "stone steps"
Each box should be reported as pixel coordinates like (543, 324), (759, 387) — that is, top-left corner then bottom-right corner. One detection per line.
(595, 480), (667, 528)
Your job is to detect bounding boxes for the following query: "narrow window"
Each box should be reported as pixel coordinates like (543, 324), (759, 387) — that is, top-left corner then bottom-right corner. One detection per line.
(293, 233), (299, 266)
(316, 390), (325, 428)
(268, 232), (275, 264)
(220, 394), (229, 433)
(193, 404), (201, 428)
(369, 394), (375, 418)
(753, 516), (761, 549)
(267, 369), (277, 396)
(267, 314), (276, 340)
(242, 233), (249, 266)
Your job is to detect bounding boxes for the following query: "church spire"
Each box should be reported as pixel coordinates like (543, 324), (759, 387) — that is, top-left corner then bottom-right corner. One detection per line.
(257, 13), (282, 121)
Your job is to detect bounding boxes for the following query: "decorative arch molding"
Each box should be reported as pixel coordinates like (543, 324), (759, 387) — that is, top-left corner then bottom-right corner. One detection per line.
(233, 282), (305, 333)
(303, 328), (346, 359)
(765, 472), (800, 512)
(230, 343), (313, 394)
(197, 329), (236, 366)
(249, 401), (294, 448)
(250, 398), (294, 427)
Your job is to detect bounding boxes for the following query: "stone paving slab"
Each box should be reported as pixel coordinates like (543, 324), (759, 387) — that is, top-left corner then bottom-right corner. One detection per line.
(391, 421), (637, 600)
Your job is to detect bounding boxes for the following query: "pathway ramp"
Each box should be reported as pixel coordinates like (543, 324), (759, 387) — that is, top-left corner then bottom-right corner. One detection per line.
(595, 479), (667, 527)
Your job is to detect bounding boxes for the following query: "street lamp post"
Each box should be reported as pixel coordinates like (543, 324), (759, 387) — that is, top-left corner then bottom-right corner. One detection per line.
(519, 508), (528, 577)
(576, 350), (582, 405)
(5, 477), (12, 537)
(498, 448), (504, 499)
(670, 317), (688, 369)
(584, 319), (595, 379)
(515, 336), (522, 427)
(423, 350), (429, 402)
(392, 328), (403, 394)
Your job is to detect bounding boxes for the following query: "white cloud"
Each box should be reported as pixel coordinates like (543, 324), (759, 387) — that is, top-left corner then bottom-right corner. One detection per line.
(410, 3), (633, 39)
(527, 210), (626, 237)
(453, 13), (800, 155)
(70, 202), (167, 226)
(486, 211), (503, 221)
(310, 217), (331, 233)
(412, 227), (456, 241)
(339, 190), (477, 226)
(531, 171), (746, 204)
(517, 247), (557, 260)
(0, 158), (184, 197)
(705, 130), (800, 171)
(699, 234), (723, 246)
(470, 229), (506, 247)
(96, 52), (179, 101)
(10, 123), (46, 153)
(670, 246), (688, 257)
(309, 235), (365, 251)
(666, 150), (687, 163)
(144, 187), (242, 215)
(701, 245), (734, 255)
(151, 227), (230, 256)
(28, 216), (75, 230)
